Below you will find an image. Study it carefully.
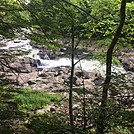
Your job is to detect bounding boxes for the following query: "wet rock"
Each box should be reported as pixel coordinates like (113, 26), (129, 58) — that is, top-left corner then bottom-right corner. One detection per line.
(122, 58), (134, 72)
(14, 40), (21, 43)
(37, 50), (50, 60)
(30, 58), (37, 67)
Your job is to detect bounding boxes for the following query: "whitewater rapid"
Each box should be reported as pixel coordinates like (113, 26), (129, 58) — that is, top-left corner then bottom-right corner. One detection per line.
(0, 38), (126, 76)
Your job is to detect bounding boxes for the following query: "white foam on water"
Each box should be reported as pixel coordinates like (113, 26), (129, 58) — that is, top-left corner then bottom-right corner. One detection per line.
(0, 38), (39, 58)
(0, 38), (126, 76)
(2, 39), (30, 49)
(37, 58), (126, 76)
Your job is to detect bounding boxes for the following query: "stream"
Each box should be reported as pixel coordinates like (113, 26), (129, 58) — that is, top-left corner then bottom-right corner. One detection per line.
(0, 38), (126, 77)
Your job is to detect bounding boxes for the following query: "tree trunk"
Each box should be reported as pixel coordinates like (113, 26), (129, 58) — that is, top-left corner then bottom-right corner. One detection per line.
(96, 0), (126, 133)
(69, 21), (75, 126)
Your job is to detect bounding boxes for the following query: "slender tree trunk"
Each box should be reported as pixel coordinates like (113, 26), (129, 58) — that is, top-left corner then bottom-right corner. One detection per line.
(96, 0), (126, 133)
(82, 73), (86, 129)
(69, 21), (75, 126)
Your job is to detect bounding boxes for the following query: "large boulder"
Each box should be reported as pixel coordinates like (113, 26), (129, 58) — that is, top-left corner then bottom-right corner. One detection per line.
(122, 58), (134, 72)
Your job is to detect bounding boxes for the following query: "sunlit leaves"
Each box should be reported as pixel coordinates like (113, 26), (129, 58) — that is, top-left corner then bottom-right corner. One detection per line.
(82, 0), (134, 48)
(0, 0), (133, 48)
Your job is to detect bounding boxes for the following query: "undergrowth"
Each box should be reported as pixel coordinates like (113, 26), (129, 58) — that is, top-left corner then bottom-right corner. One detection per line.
(13, 87), (61, 111)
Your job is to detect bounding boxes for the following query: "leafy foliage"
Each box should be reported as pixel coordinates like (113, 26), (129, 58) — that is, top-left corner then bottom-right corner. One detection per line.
(82, 0), (134, 48)
(92, 52), (121, 65)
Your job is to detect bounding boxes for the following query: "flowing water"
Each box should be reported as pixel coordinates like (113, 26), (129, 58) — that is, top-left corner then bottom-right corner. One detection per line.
(0, 38), (126, 76)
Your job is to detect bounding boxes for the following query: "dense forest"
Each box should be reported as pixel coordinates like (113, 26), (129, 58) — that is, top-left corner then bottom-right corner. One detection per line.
(0, 0), (134, 134)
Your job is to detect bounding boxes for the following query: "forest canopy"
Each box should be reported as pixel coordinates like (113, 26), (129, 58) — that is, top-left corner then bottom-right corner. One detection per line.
(0, 0), (134, 48)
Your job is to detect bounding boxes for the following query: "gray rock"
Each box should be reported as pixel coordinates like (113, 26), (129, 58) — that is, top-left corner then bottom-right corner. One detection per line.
(123, 58), (134, 72)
